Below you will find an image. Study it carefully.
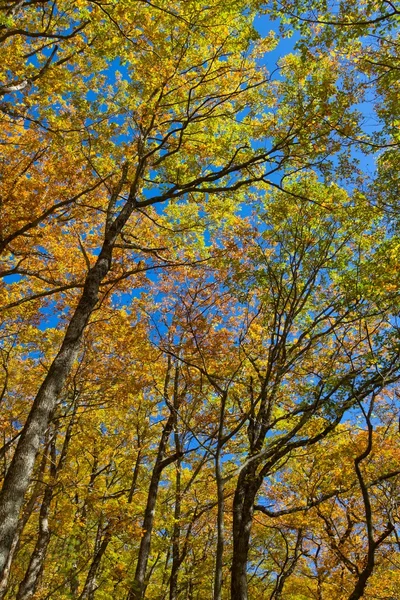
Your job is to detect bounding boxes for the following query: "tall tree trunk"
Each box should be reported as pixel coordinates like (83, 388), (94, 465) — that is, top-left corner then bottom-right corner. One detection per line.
(16, 434), (57, 600)
(0, 427), (53, 598)
(0, 257), (108, 574)
(0, 486), (41, 600)
(231, 466), (260, 600)
(169, 437), (182, 600)
(129, 362), (181, 600)
(0, 165), (136, 576)
(15, 406), (76, 600)
(129, 431), (173, 599)
(79, 527), (112, 600)
(214, 454), (224, 600)
(213, 390), (227, 600)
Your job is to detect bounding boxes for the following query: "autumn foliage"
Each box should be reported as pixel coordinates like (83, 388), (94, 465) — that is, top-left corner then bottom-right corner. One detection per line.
(0, 1), (400, 599)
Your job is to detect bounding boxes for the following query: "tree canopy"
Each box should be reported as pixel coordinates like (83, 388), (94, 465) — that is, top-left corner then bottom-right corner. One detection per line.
(0, 1), (399, 599)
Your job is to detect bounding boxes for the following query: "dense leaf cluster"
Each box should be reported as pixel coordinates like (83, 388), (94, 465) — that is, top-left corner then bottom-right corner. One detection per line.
(0, 1), (399, 599)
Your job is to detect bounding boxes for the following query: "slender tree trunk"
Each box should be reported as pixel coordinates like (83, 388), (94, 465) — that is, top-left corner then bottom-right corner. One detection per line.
(0, 529), (18, 600)
(161, 546), (171, 594)
(130, 439), (179, 599)
(128, 448), (142, 504)
(129, 439), (170, 599)
(213, 390), (227, 600)
(129, 362), (181, 600)
(169, 439), (182, 600)
(188, 578), (193, 600)
(79, 528), (112, 600)
(214, 455), (224, 600)
(348, 395), (394, 600)
(270, 529), (303, 600)
(80, 453), (99, 522)
(15, 496), (51, 600)
(0, 165), (136, 576)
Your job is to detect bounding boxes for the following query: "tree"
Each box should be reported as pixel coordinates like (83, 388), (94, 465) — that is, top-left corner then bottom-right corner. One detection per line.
(1, 0), (400, 598)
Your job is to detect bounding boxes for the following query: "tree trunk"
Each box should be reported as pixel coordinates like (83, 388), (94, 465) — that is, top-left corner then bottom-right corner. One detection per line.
(214, 458), (224, 600)
(128, 448), (142, 504)
(79, 528), (111, 600)
(0, 440), (50, 599)
(129, 433), (177, 599)
(0, 259), (107, 574)
(129, 362), (181, 600)
(0, 166), (135, 576)
(213, 390), (227, 600)
(231, 467), (260, 600)
(270, 529), (303, 600)
(169, 439), (182, 600)
(16, 435), (57, 600)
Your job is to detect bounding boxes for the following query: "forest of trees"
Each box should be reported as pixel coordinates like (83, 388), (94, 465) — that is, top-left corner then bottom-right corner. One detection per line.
(0, 0), (400, 598)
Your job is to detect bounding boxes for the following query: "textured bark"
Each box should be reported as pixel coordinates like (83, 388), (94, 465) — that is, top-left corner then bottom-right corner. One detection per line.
(0, 166), (135, 576)
(231, 467), (259, 600)
(0, 433), (51, 599)
(0, 259), (110, 574)
(15, 413), (75, 600)
(15, 495), (51, 600)
(0, 531), (18, 600)
(16, 434), (57, 600)
(0, 498), (37, 600)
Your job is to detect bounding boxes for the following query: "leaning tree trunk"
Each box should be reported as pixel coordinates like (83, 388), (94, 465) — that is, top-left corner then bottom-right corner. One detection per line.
(0, 256), (109, 574)
(0, 468), (46, 600)
(16, 433), (57, 600)
(15, 489), (52, 600)
(16, 412), (75, 600)
(0, 165), (138, 576)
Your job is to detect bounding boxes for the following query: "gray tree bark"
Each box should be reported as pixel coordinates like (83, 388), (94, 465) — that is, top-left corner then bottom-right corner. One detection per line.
(0, 165), (135, 577)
